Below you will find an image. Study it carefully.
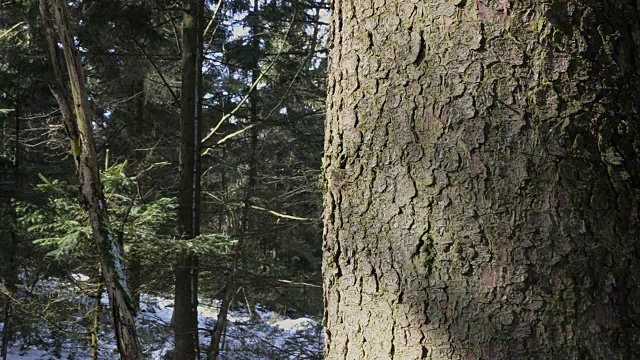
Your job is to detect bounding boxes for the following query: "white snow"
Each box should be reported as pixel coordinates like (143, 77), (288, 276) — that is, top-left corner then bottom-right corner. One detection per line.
(4, 276), (323, 359)
(274, 317), (315, 331)
(4, 345), (59, 360)
(71, 273), (90, 282)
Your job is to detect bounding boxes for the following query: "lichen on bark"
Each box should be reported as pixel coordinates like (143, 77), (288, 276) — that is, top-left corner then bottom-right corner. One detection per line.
(324, 0), (640, 359)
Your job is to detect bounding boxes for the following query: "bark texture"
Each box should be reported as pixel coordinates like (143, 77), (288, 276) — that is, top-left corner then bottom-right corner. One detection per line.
(174, 0), (203, 358)
(323, 0), (640, 359)
(43, 1), (141, 358)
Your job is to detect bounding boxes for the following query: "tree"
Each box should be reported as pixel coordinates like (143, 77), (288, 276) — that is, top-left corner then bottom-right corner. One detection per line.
(0, 24), (22, 357)
(0, 81), (19, 360)
(323, 0), (640, 359)
(40, 0), (141, 358)
(174, 0), (204, 358)
(203, 0), (328, 356)
(1, 0), (327, 356)
(206, 0), (262, 356)
(1, 1), (74, 354)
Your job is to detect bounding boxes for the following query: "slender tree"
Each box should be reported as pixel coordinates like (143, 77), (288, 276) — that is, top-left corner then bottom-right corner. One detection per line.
(174, 0), (204, 358)
(207, 1), (262, 357)
(0, 76), (20, 360)
(324, 0), (640, 359)
(40, 0), (141, 358)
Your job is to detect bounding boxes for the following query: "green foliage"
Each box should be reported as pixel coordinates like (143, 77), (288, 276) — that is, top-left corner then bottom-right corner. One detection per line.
(2, 0), (327, 354)
(18, 175), (90, 259)
(138, 233), (237, 258)
(19, 161), (236, 268)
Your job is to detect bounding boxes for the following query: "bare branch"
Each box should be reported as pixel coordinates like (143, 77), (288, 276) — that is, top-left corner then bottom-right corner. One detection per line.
(201, 13), (297, 154)
(132, 38), (181, 108)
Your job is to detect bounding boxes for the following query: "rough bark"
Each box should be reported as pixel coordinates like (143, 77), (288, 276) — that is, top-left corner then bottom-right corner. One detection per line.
(323, 0), (640, 359)
(43, 1), (141, 359)
(174, 0), (203, 358)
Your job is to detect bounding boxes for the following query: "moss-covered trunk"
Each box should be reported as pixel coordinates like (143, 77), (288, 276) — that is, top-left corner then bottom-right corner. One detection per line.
(323, 0), (640, 358)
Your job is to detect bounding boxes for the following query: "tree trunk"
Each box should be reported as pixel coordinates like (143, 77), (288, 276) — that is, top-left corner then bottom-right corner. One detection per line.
(90, 263), (103, 360)
(129, 75), (147, 311)
(323, 1), (640, 359)
(0, 74), (20, 360)
(43, 1), (141, 359)
(207, 1), (261, 357)
(174, 0), (204, 358)
(207, 283), (235, 360)
(0, 217), (12, 360)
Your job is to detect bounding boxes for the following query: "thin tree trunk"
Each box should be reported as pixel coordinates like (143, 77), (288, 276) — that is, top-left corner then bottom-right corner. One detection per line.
(174, 0), (204, 358)
(324, 0), (640, 359)
(38, 0), (74, 150)
(207, 282), (234, 360)
(91, 263), (103, 360)
(0, 76), (20, 360)
(192, 2), (204, 357)
(0, 236), (12, 360)
(242, 287), (257, 322)
(128, 76), (146, 311)
(128, 254), (142, 311)
(42, 1), (141, 358)
(207, 2), (261, 358)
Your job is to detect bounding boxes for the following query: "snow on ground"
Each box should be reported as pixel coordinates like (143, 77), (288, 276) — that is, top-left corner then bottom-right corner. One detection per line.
(3, 276), (323, 359)
(4, 345), (56, 360)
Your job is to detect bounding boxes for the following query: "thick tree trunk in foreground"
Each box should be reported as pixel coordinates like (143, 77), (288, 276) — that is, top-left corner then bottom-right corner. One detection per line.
(43, 1), (141, 358)
(323, 0), (640, 359)
(174, 0), (203, 358)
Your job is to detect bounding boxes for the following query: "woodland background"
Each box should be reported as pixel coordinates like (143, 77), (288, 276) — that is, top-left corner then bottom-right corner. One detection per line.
(0, 0), (328, 358)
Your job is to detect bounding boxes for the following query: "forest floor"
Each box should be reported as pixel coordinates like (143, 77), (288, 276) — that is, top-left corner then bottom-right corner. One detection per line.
(1, 275), (323, 359)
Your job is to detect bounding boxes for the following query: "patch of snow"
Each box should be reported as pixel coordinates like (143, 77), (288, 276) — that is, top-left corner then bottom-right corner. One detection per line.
(274, 317), (315, 331)
(71, 273), (90, 282)
(5, 345), (55, 360)
(7, 277), (322, 359)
